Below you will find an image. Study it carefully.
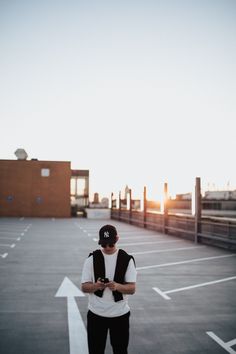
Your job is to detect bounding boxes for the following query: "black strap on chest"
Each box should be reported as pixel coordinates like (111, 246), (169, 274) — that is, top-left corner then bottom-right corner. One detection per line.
(89, 249), (135, 302)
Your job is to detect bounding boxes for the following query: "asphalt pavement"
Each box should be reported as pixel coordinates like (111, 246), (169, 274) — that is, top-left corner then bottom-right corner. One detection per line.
(0, 217), (236, 354)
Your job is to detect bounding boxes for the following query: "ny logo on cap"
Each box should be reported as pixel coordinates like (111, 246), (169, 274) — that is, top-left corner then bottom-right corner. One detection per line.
(104, 231), (110, 238)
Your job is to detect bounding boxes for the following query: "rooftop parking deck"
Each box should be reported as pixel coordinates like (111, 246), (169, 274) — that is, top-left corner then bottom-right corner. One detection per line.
(0, 217), (235, 354)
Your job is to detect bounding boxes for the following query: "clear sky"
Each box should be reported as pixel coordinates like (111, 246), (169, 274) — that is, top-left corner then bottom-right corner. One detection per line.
(1, 0), (235, 201)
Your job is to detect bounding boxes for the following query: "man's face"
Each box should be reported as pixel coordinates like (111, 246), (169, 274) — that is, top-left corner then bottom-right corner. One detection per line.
(101, 242), (117, 254)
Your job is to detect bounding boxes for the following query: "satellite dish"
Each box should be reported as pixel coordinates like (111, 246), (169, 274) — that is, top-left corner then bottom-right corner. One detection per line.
(14, 148), (28, 160)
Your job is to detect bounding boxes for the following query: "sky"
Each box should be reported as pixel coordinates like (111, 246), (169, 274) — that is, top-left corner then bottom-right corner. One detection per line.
(0, 0), (236, 201)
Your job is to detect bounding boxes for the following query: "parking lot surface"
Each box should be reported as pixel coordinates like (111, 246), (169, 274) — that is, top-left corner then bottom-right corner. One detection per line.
(0, 217), (236, 354)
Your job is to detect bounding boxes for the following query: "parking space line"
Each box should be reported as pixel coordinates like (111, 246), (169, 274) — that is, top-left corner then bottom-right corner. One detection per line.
(0, 243), (16, 248)
(93, 237), (172, 246)
(206, 331), (236, 353)
(153, 287), (171, 300)
(228, 339), (236, 348)
(137, 254), (236, 270)
(0, 236), (21, 241)
(131, 246), (204, 255)
(167, 275), (236, 294)
(153, 275), (236, 300)
(119, 235), (164, 240)
(91, 237), (181, 246)
(0, 231), (24, 234)
(0, 221), (31, 258)
(118, 240), (182, 246)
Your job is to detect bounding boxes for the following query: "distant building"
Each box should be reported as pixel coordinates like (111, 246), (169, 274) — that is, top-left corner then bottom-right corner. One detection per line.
(202, 190), (236, 213)
(167, 190), (236, 215)
(0, 154), (89, 217)
(90, 193), (109, 208)
(204, 190), (236, 200)
(93, 193), (100, 204)
(175, 193), (192, 200)
(70, 169), (89, 213)
(0, 158), (71, 217)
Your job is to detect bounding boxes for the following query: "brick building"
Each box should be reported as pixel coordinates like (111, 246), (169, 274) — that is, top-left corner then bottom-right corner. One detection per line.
(0, 159), (71, 217)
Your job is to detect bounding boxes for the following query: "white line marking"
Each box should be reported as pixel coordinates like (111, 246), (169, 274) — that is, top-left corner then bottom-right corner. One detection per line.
(0, 236), (20, 241)
(0, 253), (8, 258)
(67, 297), (88, 354)
(137, 254), (236, 271)
(0, 231), (24, 234)
(0, 243), (16, 248)
(228, 339), (236, 347)
(121, 235), (164, 240)
(17, 237), (21, 241)
(92, 238), (181, 246)
(207, 331), (236, 353)
(122, 231), (160, 235)
(55, 277), (88, 354)
(131, 246), (204, 255)
(153, 287), (171, 300)
(0, 223), (28, 227)
(21, 233), (25, 236)
(119, 240), (182, 247)
(153, 276), (236, 300)
(165, 276), (236, 295)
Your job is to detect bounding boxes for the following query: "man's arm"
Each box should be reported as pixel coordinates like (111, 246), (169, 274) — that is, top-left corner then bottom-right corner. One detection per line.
(81, 280), (106, 294)
(105, 281), (136, 295)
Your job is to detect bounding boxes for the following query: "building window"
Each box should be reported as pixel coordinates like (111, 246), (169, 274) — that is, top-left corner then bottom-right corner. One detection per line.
(36, 196), (43, 204)
(6, 195), (14, 202)
(41, 168), (50, 177)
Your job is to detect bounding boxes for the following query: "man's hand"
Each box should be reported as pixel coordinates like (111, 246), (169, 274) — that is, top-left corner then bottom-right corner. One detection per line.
(81, 280), (106, 293)
(105, 281), (119, 291)
(105, 281), (136, 294)
(81, 281), (135, 294)
(95, 278), (106, 291)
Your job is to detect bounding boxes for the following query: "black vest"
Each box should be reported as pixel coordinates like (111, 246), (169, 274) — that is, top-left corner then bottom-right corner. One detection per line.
(89, 249), (135, 302)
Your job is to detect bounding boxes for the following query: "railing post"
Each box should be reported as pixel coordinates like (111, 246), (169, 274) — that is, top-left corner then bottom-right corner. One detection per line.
(119, 191), (121, 221)
(194, 177), (202, 243)
(129, 188), (132, 224)
(110, 192), (113, 210)
(163, 182), (168, 234)
(143, 186), (147, 228)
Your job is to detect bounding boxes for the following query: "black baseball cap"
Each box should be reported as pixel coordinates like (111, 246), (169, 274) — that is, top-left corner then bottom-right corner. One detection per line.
(99, 224), (117, 245)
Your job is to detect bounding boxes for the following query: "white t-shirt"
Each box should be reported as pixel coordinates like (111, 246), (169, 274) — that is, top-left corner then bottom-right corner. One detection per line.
(81, 248), (137, 317)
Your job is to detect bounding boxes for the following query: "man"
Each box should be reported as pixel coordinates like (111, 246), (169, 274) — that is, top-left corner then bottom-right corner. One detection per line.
(81, 224), (137, 354)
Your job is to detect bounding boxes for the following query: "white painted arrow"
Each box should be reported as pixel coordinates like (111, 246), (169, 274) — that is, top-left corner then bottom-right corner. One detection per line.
(55, 277), (88, 354)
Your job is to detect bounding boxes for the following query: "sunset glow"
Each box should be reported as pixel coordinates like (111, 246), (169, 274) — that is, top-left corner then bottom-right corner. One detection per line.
(0, 1), (235, 201)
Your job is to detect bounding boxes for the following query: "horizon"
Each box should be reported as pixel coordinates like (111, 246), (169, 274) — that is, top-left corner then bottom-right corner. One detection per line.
(1, 0), (235, 200)
(2, 152), (235, 202)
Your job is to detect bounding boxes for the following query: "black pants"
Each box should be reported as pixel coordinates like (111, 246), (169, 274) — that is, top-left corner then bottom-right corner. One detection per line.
(87, 310), (130, 354)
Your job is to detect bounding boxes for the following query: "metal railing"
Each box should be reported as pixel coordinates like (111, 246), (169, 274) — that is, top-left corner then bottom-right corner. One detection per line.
(111, 209), (236, 250)
(111, 178), (236, 250)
